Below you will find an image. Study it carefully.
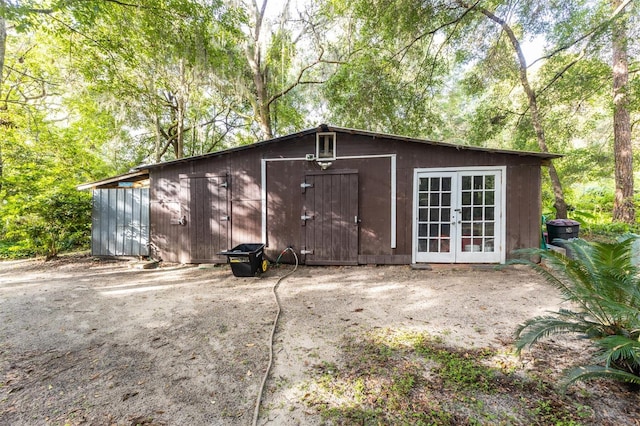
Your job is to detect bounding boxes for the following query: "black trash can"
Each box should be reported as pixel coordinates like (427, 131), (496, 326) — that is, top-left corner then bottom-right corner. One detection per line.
(219, 243), (266, 277)
(546, 219), (580, 242)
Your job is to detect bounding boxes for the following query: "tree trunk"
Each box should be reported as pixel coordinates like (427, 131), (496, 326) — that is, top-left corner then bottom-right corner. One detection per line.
(176, 96), (185, 158)
(611, 0), (634, 223)
(245, 0), (273, 139)
(0, 7), (6, 192)
(154, 115), (163, 163)
(176, 60), (186, 159)
(472, 4), (569, 218)
(0, 4), (5, 102)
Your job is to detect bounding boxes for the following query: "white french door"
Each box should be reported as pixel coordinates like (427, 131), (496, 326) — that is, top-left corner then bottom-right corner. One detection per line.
(413, 168), (505, 264)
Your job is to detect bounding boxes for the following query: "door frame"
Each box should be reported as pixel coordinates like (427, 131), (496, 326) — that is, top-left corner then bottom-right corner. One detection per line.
(411, 166), (506, 264)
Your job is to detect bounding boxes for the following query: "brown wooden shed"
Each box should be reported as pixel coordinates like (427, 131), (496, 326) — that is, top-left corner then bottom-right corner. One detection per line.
(135, 125), (558, 265)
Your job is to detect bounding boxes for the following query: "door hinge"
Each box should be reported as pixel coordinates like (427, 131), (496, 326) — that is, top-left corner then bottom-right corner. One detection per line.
(300, 249), (314, 255)
(221, 215), (230, 221)
(300, 182), (313, 193)
(220, 181), (228, 188)
(301, 214), (314, 221)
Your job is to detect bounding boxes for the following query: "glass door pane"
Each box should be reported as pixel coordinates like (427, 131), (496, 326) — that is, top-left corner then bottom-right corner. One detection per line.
(417, 176), (452, 255)
(459, 173), (496, 254)
(415, 169), (502, 264)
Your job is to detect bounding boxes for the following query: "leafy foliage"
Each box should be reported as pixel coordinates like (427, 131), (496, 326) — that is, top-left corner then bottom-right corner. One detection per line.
(2, 182), (91, 258)
(513, 236), (640, 388)
(0, 108), (97, 258)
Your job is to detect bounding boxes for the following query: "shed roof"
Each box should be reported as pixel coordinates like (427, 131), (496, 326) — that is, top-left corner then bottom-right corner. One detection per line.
(137, 125), (562, 171)
(77, 169), (149, 190)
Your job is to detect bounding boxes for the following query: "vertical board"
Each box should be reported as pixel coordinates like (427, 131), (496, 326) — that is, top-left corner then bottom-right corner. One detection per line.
(230, 200), (261, 248)
(264, 160), (305, 254)
(505, 164), (541, 252)
(91, 188), (150, 256)
(304, 171), (358, 265)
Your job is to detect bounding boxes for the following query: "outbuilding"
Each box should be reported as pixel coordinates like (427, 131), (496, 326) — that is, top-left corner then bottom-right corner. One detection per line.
(77, 170), (151, 257)
(81, 125), (559, 265)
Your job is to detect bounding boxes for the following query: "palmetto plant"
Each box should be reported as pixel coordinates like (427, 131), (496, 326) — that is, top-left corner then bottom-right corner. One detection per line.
(513, 236), (640, 388)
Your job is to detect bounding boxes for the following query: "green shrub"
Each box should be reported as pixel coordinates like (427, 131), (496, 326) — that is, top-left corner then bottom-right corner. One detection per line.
(513, 236), (640, 388)
(2, 184), (92, 258)
(0, 240), (37, 259)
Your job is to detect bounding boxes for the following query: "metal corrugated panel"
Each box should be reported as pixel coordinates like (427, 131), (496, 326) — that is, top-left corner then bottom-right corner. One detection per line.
(91, 188), (150, 256)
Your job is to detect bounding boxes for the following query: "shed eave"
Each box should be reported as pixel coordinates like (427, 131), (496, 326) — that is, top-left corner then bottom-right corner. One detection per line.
(325, 125), (563, 159)
(138, 128), (318, 171)
(135, 125), (562, 172)
(77, 169), (150, 191)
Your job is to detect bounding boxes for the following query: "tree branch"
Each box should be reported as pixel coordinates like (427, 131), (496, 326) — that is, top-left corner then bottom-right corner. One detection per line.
(393, 0), (481, 62)
(538, 50), (586, 95)
(4, 64), (56, 85)
(529, 0), (633, 68)
(101, 0), (146, 8)
(266, 46), (343, 107)
(95, 0), (190, 18)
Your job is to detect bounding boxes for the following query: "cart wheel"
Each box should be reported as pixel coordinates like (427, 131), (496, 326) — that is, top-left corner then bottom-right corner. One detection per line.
(261, 259), (268, 273)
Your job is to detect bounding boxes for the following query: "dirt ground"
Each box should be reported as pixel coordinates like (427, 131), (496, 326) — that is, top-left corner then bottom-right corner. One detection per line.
(0, 255), (638, 425)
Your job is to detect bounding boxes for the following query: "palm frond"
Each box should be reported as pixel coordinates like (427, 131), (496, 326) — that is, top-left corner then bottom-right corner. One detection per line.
(508, 251), (584, 303)
(561, 365), (640, 390)
(514, 315), (589, 354)
(595, 335), (640, 371)
(553, 308), (613, 338)
(513, 237), (640, 388)
(517, 238), (640, 328)
(569, 238), (639, 294)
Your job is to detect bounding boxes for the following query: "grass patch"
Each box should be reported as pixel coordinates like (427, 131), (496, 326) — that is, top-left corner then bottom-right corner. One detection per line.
(303, 328), (591, 425)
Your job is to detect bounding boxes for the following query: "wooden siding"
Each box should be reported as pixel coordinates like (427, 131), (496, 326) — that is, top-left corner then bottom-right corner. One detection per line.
(265, 159), (304, 252)
(92, 188), (149, 256)
(505, 164), (542, 253)
(148, 130), (546, 264)
(150, 171), (183, 262)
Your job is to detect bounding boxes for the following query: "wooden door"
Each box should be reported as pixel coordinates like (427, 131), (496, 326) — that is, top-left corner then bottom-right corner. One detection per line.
(302, 170), (359, 265)
(180, 174), (230, 263)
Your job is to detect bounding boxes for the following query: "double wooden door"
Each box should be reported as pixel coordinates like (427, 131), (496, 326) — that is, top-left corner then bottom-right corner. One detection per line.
(301, 170), (359, 265)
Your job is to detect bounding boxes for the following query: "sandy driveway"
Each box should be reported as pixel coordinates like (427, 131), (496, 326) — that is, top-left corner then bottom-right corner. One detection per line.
(0, 256), (576, 425)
